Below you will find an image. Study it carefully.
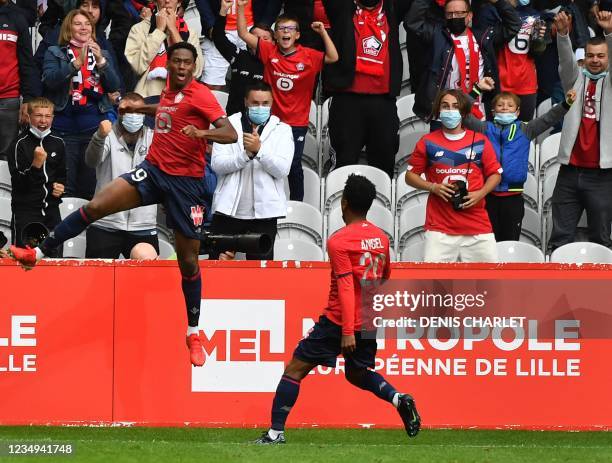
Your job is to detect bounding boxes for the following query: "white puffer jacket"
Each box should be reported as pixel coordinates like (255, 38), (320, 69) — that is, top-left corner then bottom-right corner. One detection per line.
(211, 112), (294, 218)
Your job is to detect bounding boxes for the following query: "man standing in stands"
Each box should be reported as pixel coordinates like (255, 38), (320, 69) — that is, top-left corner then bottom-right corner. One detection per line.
(324, 0), (412, 179)
(549, 11), (612, 251)
(0, 0), (41, 161)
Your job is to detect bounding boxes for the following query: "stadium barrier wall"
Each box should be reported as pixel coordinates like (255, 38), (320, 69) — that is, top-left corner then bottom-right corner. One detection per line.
(1, 260), (611, 430)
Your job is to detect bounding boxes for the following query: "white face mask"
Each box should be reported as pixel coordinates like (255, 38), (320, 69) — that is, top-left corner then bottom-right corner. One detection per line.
(30, 126), (51, 139)
(121, 113), (145, 133)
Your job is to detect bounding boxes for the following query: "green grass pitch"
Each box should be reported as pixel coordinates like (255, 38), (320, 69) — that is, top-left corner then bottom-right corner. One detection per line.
(1, 427), (611, 462)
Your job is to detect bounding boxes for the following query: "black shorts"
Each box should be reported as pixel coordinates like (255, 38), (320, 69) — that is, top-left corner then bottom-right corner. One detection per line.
(120, 160), (206, 240)
(293, 316), (377, 370)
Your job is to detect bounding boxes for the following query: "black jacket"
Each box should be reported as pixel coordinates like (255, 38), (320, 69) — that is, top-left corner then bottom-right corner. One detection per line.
(8, 130), (66, 213)
(212, 14), (264, 116)
(405, 0), (521, 120)
(323, 0), (412, 97)
(0, 2), (42, 101)
(282, 0), (327, 50)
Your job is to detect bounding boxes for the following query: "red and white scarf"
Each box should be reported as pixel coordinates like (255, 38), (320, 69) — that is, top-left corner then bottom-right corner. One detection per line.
(67, 44), (103, 106)
(451, 29), (484, 119)
(353, 3), (389, 77)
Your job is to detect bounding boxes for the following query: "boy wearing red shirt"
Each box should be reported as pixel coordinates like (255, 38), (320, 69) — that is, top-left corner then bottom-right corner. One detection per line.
(255, 174), (420, 445)
(237, 1), (338, 201)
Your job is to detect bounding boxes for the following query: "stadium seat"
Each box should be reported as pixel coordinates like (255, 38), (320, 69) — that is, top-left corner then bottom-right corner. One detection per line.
(538, 133), (561, 181)
(394, 130), (427, 175)
(308, 100), (317, 135)
(63, 234), (86, 258)
(522, 173), (539, 212)
(274, 238), (324, 261)
(0, 160), (11, 199)
(397, 203), (427, 253)
(396, 93), (417, 127)
(277, 201), (323, 246)
(284, 166), (321, 210)
(0, 197), (11, 243)
(496, 241), (545, 263)
(520, 207), (542, 249)
(395, 171), (428, 215)
(399, 24), (407, 49)
(158, 239), (175, 259)
(542, 171), (558, 246)
(59, 197), (88, 220)
(211, 90), (228, 110)
(302, 132), (319, 171)
(400, 50), (411, 96)
(528, 141), (538, 176)
(157, 207), (174, 244)
(550, 242), (612, 264)
(327, 205), (395, 248)
(324, 165), (392, 213)
(535, 98), (553, 145)
(400, 234), (426, 262)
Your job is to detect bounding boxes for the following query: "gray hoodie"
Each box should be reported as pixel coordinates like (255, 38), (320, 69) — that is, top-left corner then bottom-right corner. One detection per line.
(557, 32), (612, 167)
(85, 123), (157, 232)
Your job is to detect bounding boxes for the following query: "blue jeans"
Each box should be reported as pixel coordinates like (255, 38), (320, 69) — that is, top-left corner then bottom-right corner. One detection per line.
(549, 165), (612, 251)
(59, 129), (97, 200)
(289, 126), (308, 201)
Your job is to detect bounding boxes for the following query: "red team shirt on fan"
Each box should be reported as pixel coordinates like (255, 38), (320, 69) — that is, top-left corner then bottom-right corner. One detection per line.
(257, 38), (324, 127)
(408, 130), (502, 235)
(324, 221), (391, 335)
(225, 0), (253, 31)
(498, 14), (538, 94)
(147, 79), (226, 177)
(0, 28), (20, 98)
(569, 79), (600, 168)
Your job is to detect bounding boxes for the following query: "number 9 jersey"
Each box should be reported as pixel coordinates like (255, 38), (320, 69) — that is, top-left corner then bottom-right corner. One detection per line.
(324, 220), (391, 335)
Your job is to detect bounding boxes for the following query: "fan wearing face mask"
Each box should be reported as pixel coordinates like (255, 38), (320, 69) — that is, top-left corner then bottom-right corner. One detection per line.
(548, 10), (612, 252)
(83, 92), (159, 258)
(405, 89), (502, 263)
(463, 77), (576, 242)
(7, 97), (66, 257)
(406, 0), (522, 123)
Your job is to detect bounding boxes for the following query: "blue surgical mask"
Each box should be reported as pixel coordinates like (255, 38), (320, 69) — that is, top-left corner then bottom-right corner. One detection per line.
(582, 67), (609, 80)
(439, 110), (462, 130)
(494, 112), (518, 125)
(121, 113), (145, 133)
(29, 126), (51, 139)
(248, 106), (271, 126)
(518, 0), (530, 6)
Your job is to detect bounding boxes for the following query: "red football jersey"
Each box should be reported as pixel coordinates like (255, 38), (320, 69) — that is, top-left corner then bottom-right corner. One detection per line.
(225, 0), (253, 30)
(147, 79), (226, 177)
(497, 14), (538, 94)
(408, 130), (502, 235)
(570, 79), (600, 168)
(257, 39), (324, 127)
(324, 220), (391, 335)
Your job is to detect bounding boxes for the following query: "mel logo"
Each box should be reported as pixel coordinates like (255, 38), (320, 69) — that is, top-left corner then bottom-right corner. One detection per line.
(192, 299), (285, 392)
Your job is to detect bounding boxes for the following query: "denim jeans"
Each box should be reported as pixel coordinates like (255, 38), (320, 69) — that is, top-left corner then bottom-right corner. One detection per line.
(289, 126), (308, 201)
(58, 129), (98, 200)
(549, 165), (612, 251)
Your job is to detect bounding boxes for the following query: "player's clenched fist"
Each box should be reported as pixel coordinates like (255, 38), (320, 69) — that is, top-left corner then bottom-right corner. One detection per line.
(32, 146), (47, 169)
(181, 124), (205, 138)
(311, 21), (326, 35)
(98, 120), (113, 138)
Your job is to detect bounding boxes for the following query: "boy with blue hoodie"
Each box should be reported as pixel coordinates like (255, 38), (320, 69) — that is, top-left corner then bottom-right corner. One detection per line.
(464, 80), (575, 241)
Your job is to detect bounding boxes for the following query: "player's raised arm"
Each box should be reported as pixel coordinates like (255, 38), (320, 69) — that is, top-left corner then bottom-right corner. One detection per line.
(236, 0), (258, 51)
(181, 116), (238, 144)
(118, 99), (158, 117)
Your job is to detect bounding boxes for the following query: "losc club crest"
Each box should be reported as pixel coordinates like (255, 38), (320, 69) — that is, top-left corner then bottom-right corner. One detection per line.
(296, 62), (305, 71)
(175, 92), (184, 104)
(190, 205), (204, 226)
(362, 35), (383, 57)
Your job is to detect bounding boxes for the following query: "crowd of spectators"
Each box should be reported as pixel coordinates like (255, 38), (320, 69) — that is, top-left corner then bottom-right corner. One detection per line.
(0, 0), (610, 262)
